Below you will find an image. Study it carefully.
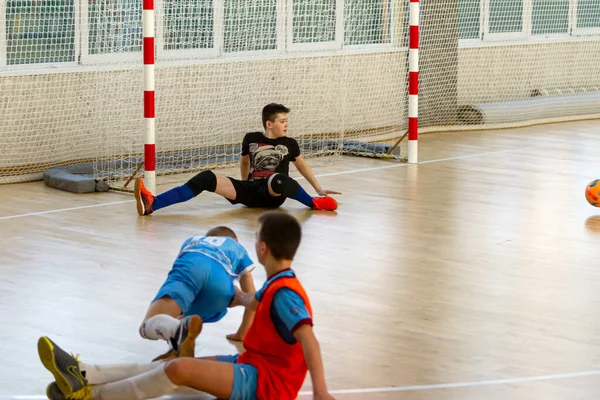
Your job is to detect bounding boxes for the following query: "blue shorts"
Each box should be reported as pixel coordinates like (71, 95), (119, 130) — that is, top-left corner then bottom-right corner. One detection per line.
(216, 354), (258, 400)
(153, 254), (234, 323)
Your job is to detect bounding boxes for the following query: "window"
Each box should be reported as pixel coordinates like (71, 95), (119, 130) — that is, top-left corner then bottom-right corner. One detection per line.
(224, 0), (278, 53)
(1, 0), (398, 68)
(459, 0), (600, 42)
(288, 0), (395, 51)
(288, 0), (341, 50)
(532, 0), (569, 35)
(459, 0), (481, 39)
(5, 0), (75, 65)
(488, 0), (524, 34)
(345, 0), (393, 46)
(87, 0), (141, 56)
(573, 0), (600, 33)
(163, 0), (213, 50)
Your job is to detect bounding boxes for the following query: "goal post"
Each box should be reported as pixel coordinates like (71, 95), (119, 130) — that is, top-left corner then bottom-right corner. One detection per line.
(98, 0), (409, 190)
(143, 0), (156, 193)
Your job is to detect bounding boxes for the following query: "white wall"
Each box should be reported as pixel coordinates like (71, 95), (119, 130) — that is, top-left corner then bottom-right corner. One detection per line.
(458, 40), (600, 104)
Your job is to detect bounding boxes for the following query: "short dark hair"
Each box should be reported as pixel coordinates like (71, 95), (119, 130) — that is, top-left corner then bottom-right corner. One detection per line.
(257, 211), (302, 260)
(262, 103), (290, 129)
(205, 226), (237, 240)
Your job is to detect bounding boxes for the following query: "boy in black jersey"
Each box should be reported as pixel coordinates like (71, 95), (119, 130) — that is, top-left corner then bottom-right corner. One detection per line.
(134, 104), (340, 215)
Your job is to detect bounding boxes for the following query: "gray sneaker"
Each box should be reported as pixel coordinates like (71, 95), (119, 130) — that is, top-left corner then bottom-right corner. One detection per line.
(38, 337), (87, 396)
(46, 382), (92, 400)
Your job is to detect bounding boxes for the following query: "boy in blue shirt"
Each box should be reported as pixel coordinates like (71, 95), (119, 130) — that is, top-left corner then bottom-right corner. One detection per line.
(139, 225), (256, 360)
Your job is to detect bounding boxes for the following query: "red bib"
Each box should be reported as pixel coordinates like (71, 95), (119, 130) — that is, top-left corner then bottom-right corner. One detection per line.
(238, 275), (313, 400)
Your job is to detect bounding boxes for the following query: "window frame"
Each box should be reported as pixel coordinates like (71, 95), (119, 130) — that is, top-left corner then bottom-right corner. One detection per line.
(1, 0), (401, 70)
(458, 0), (485, 41)
(571, 0), (600, 36)
(221, 0), (286, 57)
(482, 0), (532, 41)
(80, 0), (142, 65)
(460, 0), (600, 44)
(529, 0), (572, 40)
(156, 0), (222, 60)
(1, 0), (80, 68)
(342, 0), (398, 49)
(286, 0), (344, 52)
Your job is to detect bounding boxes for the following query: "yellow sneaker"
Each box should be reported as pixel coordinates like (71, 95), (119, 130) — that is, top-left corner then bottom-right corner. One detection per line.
(38, 337), (87, 396)
(46, 382), (92, 400)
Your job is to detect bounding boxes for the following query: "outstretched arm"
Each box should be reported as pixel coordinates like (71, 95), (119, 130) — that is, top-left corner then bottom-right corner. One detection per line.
(231, 286), (259, 312)
(294, 325), (335, 400)
(293, 156), (341, 196)
(227, 273), (256, 341)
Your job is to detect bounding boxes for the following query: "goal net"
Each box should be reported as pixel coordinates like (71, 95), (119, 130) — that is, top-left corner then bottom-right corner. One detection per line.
(0, 0), (599, 187)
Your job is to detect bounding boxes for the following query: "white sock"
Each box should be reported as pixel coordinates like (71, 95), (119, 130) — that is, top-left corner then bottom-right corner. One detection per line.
(80, 361), (162, 385)
(91, 363), (178, 400)
(139, 314), (180, 341)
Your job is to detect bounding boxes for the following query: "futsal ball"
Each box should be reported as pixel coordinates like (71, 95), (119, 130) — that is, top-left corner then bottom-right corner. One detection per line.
(585, 179), (600, 207)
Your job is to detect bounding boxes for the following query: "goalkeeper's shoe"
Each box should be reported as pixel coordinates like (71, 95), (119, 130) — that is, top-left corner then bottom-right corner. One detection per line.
(134, 177), (155, 216)
(312, 196), (338, 211)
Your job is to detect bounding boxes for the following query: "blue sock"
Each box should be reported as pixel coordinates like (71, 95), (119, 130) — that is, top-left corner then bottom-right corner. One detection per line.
(291, 185), (315, 208)
(152, 184), (195, 211)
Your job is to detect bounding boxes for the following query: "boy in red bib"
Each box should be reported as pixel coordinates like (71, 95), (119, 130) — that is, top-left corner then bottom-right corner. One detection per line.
(37, 211), (335, 400)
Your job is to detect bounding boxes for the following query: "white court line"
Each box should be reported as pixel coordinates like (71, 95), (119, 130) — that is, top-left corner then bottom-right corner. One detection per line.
(7, 369), (600, 399)
(296, 145), (541, 180)
(298, 369), (600, 395)
(0, 145), (537, 221)
(0, 200), (134, 221)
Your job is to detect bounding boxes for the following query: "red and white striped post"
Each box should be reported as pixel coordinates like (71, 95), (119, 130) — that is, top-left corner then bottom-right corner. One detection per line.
(143, 0), (156, 192)
(408, 0), (419, 164)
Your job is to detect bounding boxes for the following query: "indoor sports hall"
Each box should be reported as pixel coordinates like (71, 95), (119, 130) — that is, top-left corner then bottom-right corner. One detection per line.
(1, 1), (599, 399)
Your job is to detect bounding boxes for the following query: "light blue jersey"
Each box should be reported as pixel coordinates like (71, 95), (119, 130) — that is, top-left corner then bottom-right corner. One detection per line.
(153, 236), (255, 322)
(177, 236), (255, 278)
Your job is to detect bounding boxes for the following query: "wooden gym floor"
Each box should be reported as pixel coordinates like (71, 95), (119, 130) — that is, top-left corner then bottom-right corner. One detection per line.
(1, 120), (600, 399)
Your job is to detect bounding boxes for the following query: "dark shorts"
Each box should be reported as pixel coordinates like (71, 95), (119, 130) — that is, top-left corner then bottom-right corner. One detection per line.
(227, 177), (287, 208)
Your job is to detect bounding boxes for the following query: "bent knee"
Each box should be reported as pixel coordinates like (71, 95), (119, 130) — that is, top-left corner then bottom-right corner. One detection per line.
(268, 173), (298, 197)
(164, 358), (193, 386)
(186, 170), (217, 195)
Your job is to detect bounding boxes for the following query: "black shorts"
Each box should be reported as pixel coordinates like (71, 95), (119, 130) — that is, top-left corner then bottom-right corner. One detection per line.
(226, 178), (287, 208)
